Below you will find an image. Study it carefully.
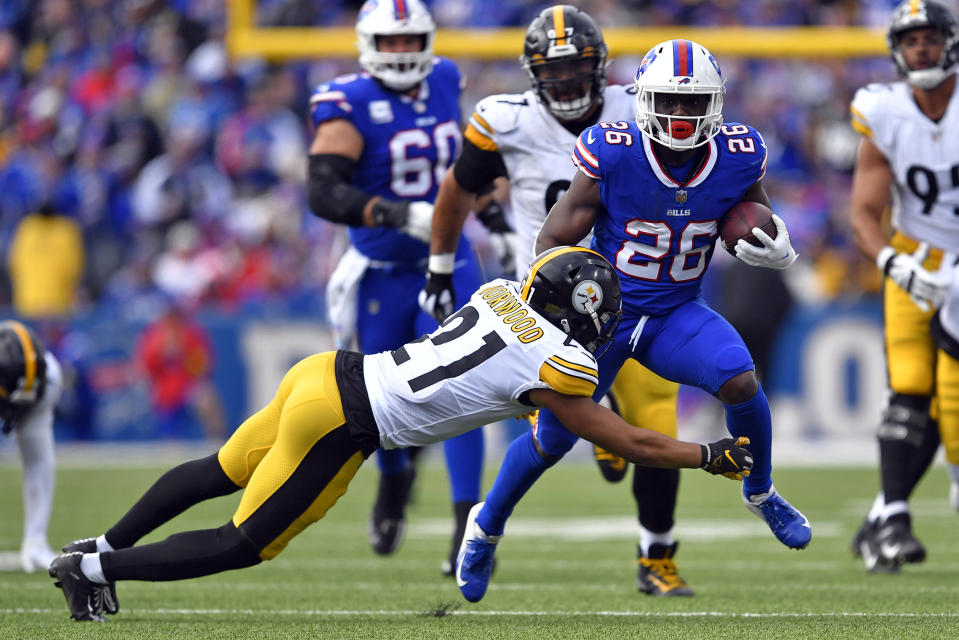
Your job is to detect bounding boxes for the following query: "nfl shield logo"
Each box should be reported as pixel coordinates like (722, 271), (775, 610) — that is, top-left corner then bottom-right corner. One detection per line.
(675, 189), (687, 203)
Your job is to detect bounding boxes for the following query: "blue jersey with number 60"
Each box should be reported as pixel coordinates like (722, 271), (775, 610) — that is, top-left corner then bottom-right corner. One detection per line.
(309, 58), (464, 264)
(572, 120), (767, 317)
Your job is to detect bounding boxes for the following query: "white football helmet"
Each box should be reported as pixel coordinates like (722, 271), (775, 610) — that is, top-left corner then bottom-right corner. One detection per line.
(634, 39), (725, 150)
(356, 0), (436, 91)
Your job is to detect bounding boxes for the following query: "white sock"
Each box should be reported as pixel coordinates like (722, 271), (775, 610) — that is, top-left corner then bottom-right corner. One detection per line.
(948, 463), (959, 486)
(866, 492), (885, 523)
(638, 526), (673, 556)
(880, 500), (909, 522)
(80, 553), (108, 585)
(96, 535), (115, 553)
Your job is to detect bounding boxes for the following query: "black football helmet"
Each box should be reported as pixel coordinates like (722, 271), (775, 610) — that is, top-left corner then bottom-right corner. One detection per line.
(887, 0), (959, 89)
(520, 246), (621, 356)
(520, 5), (608, 121)
(0, 320), (47, 434)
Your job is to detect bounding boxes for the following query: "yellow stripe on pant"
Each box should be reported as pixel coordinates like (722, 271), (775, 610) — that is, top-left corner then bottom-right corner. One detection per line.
(217, 352), (367, 560)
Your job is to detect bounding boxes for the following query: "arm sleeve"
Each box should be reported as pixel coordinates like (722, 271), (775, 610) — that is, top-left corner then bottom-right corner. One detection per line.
(307, 154), (372, 227)
(452, 139), (508, 194)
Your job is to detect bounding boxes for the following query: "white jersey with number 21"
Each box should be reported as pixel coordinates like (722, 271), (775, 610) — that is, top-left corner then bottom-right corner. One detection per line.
(364, 279), (599, 449)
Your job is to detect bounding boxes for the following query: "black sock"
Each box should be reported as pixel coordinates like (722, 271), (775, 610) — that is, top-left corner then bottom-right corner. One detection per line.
(101, 522), (261, 582)
(633, 466), (679, 533)
(449, 500), (476, 566)
(106, 454), (240, 549)
(904, 419), (942, 498)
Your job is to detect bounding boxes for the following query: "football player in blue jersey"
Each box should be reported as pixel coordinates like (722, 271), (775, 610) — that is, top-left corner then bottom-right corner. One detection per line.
(422, 6), (696, 597)
(305, 0), (486, 571)
(454, 39), (811, 604)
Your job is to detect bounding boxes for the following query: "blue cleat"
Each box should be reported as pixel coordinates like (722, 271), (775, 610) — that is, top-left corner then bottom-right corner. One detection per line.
(455, 502), (502, 602)
(743, 485), (812, 550)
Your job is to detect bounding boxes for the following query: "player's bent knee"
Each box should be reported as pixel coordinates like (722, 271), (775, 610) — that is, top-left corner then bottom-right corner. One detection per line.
(717, 371), (759, 405)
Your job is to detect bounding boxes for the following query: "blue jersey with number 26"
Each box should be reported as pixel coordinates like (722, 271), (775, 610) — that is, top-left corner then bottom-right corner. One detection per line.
(309, 58), (464, 263)
(572, 120), (767, 317)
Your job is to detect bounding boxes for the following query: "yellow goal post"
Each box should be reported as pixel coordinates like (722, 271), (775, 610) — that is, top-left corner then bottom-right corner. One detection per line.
(227, 0), (888, 61)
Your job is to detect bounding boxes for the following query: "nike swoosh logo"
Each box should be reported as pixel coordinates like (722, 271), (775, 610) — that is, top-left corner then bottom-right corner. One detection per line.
(587, 129), (595, 144)
(880, 542), (901, 558)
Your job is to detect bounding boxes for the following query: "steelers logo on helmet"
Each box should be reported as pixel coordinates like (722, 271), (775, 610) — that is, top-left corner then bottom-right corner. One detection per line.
(634, 39), (725, 150)
(356, 0), (436, 91)
(572, 280), (603, 315)
(521, 247), (622, 356)
(887, 0), (959, 90)
(521, 5), (608, 122)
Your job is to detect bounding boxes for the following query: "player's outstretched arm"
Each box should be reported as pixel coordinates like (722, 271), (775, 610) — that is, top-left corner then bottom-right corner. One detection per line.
(528, 389), (752, 479)
(535, 172), (602, 255)
(419, 169), (477, 322)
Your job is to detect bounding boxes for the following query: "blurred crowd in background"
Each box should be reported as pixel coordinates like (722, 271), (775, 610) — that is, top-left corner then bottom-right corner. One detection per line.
(0, 0), (943, 439)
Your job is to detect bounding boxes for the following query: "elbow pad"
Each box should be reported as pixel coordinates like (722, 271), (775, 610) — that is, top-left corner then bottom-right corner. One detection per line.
(308, 154), (372, 227)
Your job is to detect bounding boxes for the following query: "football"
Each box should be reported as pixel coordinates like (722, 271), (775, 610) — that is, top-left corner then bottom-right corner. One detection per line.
(719, 201), (777, 256)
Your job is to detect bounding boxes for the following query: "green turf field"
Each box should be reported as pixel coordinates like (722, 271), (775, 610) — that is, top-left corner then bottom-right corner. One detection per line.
(1, 458), (958, 639)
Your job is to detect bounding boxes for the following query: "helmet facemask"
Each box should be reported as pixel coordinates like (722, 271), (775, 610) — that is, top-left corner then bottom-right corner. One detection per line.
(637, 89), (724, 150)
(524, 50), (607, 121)
(356, 0), (436, 91)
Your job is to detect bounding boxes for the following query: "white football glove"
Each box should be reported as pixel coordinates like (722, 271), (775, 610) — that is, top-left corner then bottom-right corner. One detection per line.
(734, 213), (798, 270)
(402, 201), (434, 243)
(877, 243), (948, 311)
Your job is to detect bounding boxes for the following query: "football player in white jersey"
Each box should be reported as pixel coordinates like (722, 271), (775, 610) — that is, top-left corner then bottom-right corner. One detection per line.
(848, 0), (959, 573)
(0, 321), (62, 573)
(48, 247), (752, 622)
(419, 5), (693, 596)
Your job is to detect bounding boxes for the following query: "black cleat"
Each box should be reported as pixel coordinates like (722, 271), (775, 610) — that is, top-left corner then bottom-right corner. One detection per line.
(62, 538), (120, 614)
(593, 444), (628, 483)
(368, 468), (414, 555)
(854, 519), (900, 574)
(875, 513), (926, 565)
(49, 553), (105, 622)
(637, 542), (694, 597)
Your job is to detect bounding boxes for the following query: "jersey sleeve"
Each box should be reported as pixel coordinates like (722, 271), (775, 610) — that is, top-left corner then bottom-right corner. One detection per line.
(849, 83), (895, 157)
(571, 124), (603, 180)
(464, 93), (522, 152)
(308, 77), (358, 129)
(537, 349), (598, 398)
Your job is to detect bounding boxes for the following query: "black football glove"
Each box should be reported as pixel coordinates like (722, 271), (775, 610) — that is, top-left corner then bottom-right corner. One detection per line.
(476, 201), (516, 274)
(418, 271), (456, 323)
(700, 436), (753, 480)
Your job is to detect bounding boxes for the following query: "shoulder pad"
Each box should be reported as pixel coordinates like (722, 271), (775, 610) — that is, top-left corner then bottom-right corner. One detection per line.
(849, 83), (895, 140)
(431, 57), (464, 90)
(538, 347), (598, 398)
(309, 75), (367, 127)
(464, 93), (530, 152)
(717, 122), (768, 181)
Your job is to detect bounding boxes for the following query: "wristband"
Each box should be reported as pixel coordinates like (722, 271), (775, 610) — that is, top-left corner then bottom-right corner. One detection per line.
(876, 246), (897, 276)
(699, 443), (709, 469)
(428, 253), (456, 275)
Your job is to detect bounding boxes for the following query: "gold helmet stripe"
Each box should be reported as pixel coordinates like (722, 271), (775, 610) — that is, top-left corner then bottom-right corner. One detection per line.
(909, 0), (921, 17)
(553, 5), (567, 46)
(4, 321), (36, 394)
(520, 246), (605, 301)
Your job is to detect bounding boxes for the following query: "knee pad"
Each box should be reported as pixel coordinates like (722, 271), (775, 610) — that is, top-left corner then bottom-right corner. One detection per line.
(878, 393), (932, 448)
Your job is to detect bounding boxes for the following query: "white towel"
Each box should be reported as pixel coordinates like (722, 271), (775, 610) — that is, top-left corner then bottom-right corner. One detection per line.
(326, 246), (370, 349)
